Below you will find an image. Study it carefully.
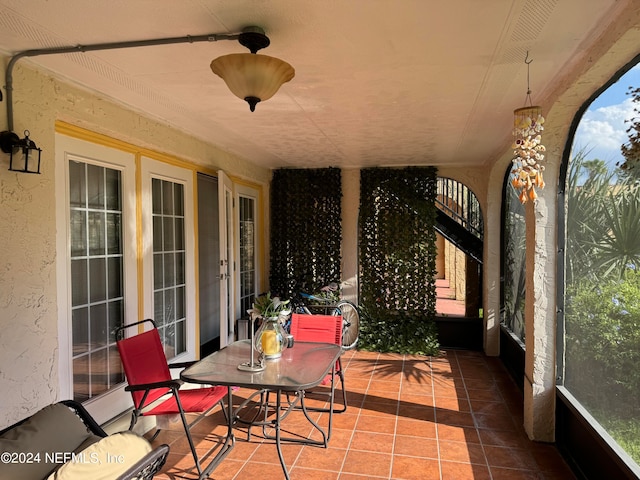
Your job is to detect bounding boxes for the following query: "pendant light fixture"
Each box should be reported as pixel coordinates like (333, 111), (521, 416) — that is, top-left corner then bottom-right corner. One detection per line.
(210, 27), (295, 112)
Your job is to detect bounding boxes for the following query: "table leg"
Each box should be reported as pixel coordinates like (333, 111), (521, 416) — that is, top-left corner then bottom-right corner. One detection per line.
(274, 390), (291, 480)
(200, 386), (236, 479)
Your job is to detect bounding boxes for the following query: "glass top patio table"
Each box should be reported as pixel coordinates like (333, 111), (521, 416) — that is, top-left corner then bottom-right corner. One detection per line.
(180, 340), (342, 480)
(180, 339), (342, 391)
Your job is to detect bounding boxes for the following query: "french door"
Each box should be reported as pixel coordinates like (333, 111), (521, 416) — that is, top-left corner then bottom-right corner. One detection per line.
(57, 136), (198, 424)
(141, 157), (196, 362)
(56, 134), (137, 424)
(57, 133), (238, 422)
(236, 184), (260, 321)
(218, 170), (235, 347)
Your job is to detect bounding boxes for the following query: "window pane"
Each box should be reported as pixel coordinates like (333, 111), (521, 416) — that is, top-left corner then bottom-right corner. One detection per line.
(239, 195), (257, 319)
(73, 356), (90, 403)
(152, 178), (162, 214)
(164, 289), (175, 324)
(70, 210), (87, 257)
(164, 253), (175, 287)
(563, 71), (640, 468)
(108, 346), (124, 386)
(70, 160), (124, 403)
(107, 257), (122, 299)
(174, 217), (184, 251)
(175, 252), (185, 286)
(106, 213), (121, 255)
(176, 319), (185, 354)
(163, 323), (175, 359)
(108, 300), (123, 343)
(72, 308), (89, 355)
(69, 161), (86, 208)
(105, 169), (121, 211)
(175, 286), (185, 320)
(90, 349), (108, 397)
(154, 253), (164, 289)
(89, 258), (106, 303)
(89, 302), (107, 349)
(154, 291), (164, 326)
(152, 178), (186, 358)
(88, 211), (105, 256)
(502, 180), (526, 341)
(71, 259), (88, 306)
(162, 181), (173, 215)
(87, 164), (104, 209)
(174, 183), (184, 216)
(163, 217), (174, 251)
(153, 216), (162, 251)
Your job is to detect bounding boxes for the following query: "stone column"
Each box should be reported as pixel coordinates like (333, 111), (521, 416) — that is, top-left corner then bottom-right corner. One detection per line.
(523, 195), (556, 442)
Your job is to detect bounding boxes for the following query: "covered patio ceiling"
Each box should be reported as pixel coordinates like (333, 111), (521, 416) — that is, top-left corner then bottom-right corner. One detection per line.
(0, 0), (624, 170)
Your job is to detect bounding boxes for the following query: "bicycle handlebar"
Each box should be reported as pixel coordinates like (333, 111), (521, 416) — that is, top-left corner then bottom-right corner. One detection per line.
(300, 292), (329, 303)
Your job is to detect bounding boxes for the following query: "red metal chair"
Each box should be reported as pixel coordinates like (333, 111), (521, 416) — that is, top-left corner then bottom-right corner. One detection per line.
(289, 313), (347, 413)
(116, 319), (233, 479)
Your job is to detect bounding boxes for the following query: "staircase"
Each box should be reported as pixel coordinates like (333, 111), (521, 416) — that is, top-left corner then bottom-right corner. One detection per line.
(435, 178), (483, 263)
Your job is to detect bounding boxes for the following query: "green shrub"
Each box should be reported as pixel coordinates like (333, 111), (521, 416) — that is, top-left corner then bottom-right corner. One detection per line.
(358, 306), (439, 355)
(565, 267), (640, 420)
(358, 167), (439, 354)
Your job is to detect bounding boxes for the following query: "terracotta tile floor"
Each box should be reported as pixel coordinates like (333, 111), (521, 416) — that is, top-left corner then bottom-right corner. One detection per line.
(435, 278), (466, 317)
(152, 349), (576, 480)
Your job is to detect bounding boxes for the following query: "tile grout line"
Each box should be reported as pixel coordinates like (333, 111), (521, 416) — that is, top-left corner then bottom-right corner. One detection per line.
(336, 350), (375, 479)
(430, 353), (444, 480)
(386, 353), (404, 479)
(454, 350), (495, 480)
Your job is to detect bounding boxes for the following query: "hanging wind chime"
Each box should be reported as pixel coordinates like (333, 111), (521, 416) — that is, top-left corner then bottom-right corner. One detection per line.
(511, 52), (546, 203)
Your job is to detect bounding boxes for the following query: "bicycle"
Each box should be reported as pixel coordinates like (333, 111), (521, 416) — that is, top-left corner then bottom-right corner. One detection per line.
(292, 284), (360, 350)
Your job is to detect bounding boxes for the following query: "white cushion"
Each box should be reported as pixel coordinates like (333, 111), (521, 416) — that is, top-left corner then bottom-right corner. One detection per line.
(47, 432), (152, 480)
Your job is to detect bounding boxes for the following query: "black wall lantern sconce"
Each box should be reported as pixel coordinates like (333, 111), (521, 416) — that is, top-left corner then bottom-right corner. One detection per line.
(0, 130), (42, 174)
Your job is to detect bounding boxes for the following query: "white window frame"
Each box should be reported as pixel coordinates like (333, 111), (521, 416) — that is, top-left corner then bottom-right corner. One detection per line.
(55, 134), (137, 424)
(235, 184), (261, 320)
(140, 157), (197, 363)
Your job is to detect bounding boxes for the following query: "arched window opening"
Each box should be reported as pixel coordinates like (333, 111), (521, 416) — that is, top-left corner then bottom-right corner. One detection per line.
(501, 167), (526, 343)
(435, 177), (483, 318)
(560, 61), (640, 470)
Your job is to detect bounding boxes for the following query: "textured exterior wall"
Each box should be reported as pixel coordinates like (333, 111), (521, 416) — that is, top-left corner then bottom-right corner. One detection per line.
(435, 234), (445, 279)
(341, 168), (359, 304)
(455, 248), (466, 301)
(0, 58), (270, 428)
(0, 61), (59, 426)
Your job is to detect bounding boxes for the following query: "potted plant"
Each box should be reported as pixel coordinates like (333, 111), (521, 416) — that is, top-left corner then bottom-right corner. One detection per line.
(247, 293), (291, 359)
(247, 292), (291, 320)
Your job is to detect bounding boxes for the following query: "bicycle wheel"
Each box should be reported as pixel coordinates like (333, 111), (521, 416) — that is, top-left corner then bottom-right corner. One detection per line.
(332, 301), (359, 349)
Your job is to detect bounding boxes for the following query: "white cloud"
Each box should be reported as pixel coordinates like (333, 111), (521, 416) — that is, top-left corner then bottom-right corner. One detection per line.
(572, 97), (636, 164)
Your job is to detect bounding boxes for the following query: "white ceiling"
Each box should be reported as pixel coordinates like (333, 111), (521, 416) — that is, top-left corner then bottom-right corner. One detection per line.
(0, 0), (623, 170)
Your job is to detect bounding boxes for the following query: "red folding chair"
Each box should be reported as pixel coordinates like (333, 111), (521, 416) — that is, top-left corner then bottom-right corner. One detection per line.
(289, 313), (347, 413)
(116, 319), (233, 479)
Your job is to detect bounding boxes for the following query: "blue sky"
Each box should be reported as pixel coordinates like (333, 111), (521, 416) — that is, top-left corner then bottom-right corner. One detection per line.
(572, 65), (640, 167)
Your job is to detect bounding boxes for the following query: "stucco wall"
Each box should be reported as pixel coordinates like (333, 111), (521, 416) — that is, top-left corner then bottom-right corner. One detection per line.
(0, 58), (270, 427)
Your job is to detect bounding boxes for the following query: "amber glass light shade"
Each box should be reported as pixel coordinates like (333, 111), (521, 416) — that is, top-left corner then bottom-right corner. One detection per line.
(210, 53), (295, 111)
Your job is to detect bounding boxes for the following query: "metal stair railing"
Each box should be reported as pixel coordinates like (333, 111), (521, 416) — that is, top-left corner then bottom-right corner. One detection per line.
(435, 178), (483, 263)
(436, 177), (483, 240)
